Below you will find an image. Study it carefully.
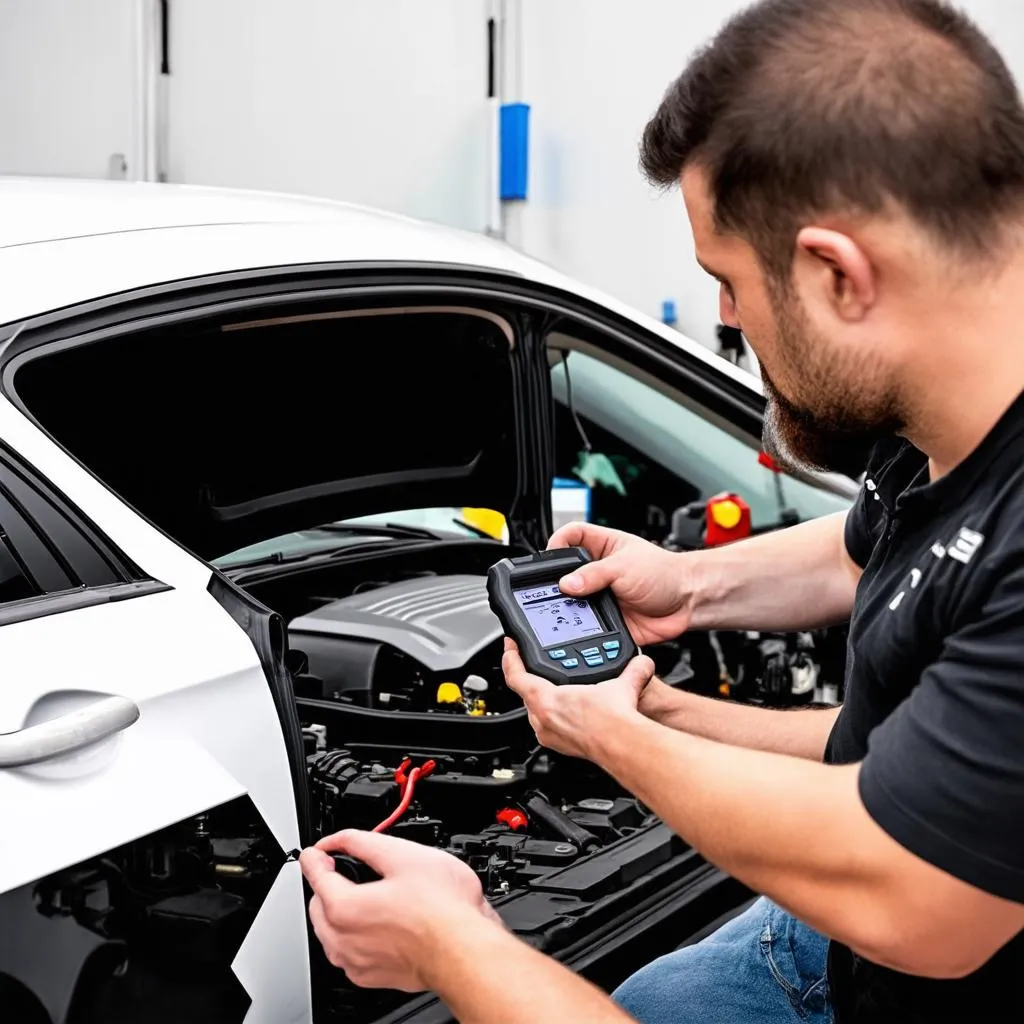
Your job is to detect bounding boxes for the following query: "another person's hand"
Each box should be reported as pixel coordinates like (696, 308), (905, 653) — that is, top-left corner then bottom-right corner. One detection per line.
(547, 522), (694, 645)
(299, 829), (503, 991)
(502, 638), (656, 760)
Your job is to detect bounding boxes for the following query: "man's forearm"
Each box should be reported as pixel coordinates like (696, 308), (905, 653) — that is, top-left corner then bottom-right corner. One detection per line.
(640, 679), (841, 760)
(423, 907), (635, 1024)
(587, 710), (908, 967)
(685, 510), (860, 632)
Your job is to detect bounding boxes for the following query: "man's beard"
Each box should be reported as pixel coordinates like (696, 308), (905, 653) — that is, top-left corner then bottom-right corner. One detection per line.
(759, 293), (904, 479)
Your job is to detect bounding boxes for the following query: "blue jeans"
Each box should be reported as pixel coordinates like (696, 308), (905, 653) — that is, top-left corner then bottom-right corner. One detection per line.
(613, 898), (833, 1023)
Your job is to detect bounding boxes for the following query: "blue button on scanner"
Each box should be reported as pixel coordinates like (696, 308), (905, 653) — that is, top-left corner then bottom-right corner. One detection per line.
(584, 656), (604, 667)
(562, 658), (579, 668)
(580, 647), (600, 657)
(602, 641), (620, 651)
(549, 649), (567, 660)
(605, 648), (620, 659)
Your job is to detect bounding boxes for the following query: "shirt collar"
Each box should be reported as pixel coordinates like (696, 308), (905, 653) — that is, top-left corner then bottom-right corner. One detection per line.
(898, 389), (1024, 514)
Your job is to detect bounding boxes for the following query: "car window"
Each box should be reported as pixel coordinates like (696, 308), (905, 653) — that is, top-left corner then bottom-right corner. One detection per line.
(214, 511), (488, 569)
(549, 350), (851, 538)
(0, 529), (37, 604)
(0, 452), (151, 624)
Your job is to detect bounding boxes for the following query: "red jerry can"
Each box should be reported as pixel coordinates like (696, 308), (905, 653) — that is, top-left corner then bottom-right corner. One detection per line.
(705, 492), (752, 547)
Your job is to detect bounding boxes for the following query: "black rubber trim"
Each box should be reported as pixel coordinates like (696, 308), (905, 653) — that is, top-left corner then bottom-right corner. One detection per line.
(207, 572), (312, 846)
(0, 261), (524, 340)
(0, 262), (757, 437)
(0, 579), (172, 629)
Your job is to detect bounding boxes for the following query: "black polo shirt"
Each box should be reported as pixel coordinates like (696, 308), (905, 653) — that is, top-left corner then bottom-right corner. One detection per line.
(824, 391), (1024, 1023)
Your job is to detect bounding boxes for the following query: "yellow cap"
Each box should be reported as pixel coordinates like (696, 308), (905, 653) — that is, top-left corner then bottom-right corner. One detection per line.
(460, 507), (507, 540)
(710, 498), (743, 530)
(436, 682), (463, 704)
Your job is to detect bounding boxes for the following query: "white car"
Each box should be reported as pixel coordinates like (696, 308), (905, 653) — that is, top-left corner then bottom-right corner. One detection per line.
(0, 177), (855, 1024)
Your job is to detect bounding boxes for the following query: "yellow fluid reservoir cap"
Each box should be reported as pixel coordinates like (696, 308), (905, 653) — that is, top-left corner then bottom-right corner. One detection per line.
(437, 682), (463, 704)
(710, 499), (743, 530)
(461, 507), (507, 540)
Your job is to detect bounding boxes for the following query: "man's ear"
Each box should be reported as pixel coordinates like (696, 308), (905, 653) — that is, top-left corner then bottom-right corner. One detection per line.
(794, 227), (876, 321)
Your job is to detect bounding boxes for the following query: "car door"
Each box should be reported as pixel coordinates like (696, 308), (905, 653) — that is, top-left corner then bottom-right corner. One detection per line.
(0, 404), (312, 1024)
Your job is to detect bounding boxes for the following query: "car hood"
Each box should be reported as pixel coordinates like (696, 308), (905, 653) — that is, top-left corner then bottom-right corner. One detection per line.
(7, 306), (522, 560)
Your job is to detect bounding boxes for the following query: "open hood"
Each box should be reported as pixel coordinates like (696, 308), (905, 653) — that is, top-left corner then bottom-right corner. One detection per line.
(9, 306), (522, 560)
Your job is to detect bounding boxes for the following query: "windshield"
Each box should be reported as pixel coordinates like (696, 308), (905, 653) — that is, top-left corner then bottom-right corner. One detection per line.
(212, 509), (486, 569)
(549, 349), (853, 532)
(216, 351), (855, 570)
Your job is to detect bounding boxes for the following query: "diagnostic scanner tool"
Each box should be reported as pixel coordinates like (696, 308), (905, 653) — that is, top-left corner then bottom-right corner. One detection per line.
(487, 547), (638, 684)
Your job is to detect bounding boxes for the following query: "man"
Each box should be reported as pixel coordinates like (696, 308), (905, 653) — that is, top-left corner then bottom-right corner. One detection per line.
(299, 0), (1024, 1020)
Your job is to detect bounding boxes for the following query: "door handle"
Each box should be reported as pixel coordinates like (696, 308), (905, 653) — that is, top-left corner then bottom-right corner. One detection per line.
(0, 696), (140, 768)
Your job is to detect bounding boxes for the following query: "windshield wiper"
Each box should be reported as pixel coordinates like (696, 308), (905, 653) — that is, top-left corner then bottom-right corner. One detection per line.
(218, 550), (311, 571)
(450, 517), (499, 540)
(314, 522), (444, 541)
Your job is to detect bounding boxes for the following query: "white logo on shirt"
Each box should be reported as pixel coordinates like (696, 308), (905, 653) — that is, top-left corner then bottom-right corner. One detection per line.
(948, 527), (984, 565)
(890, 527), (984, 611)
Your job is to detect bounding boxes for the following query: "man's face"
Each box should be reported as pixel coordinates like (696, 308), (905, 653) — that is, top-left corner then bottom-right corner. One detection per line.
(681, 166), (903, 478)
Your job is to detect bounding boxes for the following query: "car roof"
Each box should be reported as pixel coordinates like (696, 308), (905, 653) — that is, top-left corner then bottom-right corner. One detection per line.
(0, 175), (758, 391)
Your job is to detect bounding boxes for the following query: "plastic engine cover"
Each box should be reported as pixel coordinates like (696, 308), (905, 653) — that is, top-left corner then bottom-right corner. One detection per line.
(288, 575), (501, 673)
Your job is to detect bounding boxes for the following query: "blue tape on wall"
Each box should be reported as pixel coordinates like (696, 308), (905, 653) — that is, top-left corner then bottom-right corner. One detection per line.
(500, 102), (530, 201)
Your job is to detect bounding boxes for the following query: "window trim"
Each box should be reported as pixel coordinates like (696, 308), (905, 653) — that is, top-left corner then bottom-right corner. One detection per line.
(0, 579), (172, 629)
(0, 446), (169, 627)
(0, 485), (73, 592)
(0, 444), (148, 585)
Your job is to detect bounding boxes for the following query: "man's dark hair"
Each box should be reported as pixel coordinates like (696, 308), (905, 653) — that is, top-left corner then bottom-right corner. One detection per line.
(641, 0), (1024, 278)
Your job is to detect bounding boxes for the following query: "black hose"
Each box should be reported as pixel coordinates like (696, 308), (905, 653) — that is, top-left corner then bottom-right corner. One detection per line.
(524, 793), (600, 851)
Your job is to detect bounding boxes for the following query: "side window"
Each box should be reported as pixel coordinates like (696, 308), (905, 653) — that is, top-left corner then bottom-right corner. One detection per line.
(0, 449), (149, 619)
(549, 348), (850, 540)
(0, 529), (37, 604)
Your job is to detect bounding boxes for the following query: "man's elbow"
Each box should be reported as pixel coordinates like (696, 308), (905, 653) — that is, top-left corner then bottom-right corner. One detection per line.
(851, 920), (996, 980)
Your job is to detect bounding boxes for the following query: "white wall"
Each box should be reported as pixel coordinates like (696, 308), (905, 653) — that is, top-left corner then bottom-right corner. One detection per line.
(514, 0), (1024, 348)
(166, 0), (492, 233)
(1, 0), (1023, 348)
(515, 0), (753, 348)
(0, 0), (143, 179)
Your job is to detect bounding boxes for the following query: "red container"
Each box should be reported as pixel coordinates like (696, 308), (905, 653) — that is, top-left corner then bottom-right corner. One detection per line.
(705, 492), (752, 547)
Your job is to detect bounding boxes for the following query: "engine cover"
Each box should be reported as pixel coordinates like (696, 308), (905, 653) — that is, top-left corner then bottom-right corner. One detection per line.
(289, 574), (501, 673)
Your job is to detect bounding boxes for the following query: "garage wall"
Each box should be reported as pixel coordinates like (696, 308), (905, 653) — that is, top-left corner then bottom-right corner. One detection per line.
(513, 0), (1024, 348)
(514, 0), (753, 348)
(0, 0), (145, 179)
(165, 0), (492, 233)
(0, 1), (1022, 348)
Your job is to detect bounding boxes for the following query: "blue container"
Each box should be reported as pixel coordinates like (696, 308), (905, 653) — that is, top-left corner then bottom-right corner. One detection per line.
(500, 102), (530, 201)
(661, 299), (678, 326)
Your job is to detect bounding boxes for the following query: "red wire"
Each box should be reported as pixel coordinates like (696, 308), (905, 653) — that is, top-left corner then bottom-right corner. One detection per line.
(373, 759), (435, 833)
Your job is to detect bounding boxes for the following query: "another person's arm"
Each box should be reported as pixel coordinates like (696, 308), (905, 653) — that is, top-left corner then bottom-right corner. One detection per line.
(300, 832), (636, 1024)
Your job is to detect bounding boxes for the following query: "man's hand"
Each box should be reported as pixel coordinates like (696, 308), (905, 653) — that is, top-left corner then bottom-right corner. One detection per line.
(502, 637), (656, 759)
(299, 829), (502, 991)
(547, 522), (694, 645)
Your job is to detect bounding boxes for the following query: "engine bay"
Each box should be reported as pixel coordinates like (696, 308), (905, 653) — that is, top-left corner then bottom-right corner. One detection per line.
(19, 544), (836, 1024)
(272, 553), (840, 1019)
(301, 735), (739, 1022)
(284, 568), (845, 719)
